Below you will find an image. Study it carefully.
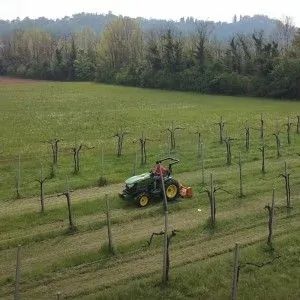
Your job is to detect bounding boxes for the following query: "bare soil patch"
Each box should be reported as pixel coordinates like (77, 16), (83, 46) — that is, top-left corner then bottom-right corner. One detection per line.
(0, 76), (41, 85)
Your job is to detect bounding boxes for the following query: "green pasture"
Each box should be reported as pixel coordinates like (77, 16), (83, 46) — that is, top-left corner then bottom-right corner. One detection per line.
(1, 81), (300, 200)
(0, 80), (300, 299)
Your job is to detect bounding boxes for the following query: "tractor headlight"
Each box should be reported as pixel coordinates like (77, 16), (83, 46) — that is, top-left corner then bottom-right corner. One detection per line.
(126, 183), (134, 189)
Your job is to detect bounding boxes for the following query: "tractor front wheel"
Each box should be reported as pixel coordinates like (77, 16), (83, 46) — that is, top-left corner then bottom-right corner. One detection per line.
(137, 193), (150, 207)
(165, 179), (179, 201)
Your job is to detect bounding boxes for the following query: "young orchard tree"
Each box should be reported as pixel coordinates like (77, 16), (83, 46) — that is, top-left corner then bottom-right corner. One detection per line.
(35, 164), (48, 213)
(44, 138), (61, 165)
(285, 117), (292, 145)
(273, 124), (281, 158)
(244, 121), (250, 151)
(215, 116), (226, 144)
(280, 162), (292, 209)
(265, 189), (275, 250)
(259, 140), (267, 174)
(204, 173), (217, 229)
(166, 121), (184, 152)
(224, 135), (235, 165)
(57, 177), (76, 232)
(71, 141), (94, 174)
(113, 128), (129, 157)
(195, 127), (202, 157)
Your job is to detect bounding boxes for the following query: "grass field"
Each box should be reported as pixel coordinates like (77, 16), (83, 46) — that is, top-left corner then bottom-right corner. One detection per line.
(0, 78), (300, 299)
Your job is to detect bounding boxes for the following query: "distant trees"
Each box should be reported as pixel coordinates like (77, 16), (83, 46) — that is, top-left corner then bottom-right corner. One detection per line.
(0, 15), (300, 99)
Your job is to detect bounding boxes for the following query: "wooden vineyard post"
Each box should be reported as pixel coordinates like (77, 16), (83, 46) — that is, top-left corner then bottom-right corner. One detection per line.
(200, 142), (205, 185)
(231, 243), (239, 300)
(98, 145), (107, 186)
(14, 245), (22, 300)
(238, 152), (245, 198)
(105, 194), (115, 255)
(15, 154), (21, 199)
(159, 163), (169, 285)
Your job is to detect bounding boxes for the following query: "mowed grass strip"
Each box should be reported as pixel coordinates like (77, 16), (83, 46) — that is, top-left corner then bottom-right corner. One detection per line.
(5, 219), (299, 300)
(0, 197), (298, 298)
(75, 231), (300, 300)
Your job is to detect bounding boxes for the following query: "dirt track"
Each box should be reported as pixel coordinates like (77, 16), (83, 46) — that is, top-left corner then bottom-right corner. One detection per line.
(0, 76), (41, 85)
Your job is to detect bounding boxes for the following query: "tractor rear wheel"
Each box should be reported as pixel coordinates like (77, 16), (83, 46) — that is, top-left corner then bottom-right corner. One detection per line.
(165, 179), (179, 201)
(137, 193), (150, 207)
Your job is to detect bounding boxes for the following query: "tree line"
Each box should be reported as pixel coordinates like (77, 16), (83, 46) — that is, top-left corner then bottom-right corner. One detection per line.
(0, 16), (300, 99)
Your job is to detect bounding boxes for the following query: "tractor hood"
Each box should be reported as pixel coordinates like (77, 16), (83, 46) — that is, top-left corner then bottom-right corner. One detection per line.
(125, 172), (151, 186)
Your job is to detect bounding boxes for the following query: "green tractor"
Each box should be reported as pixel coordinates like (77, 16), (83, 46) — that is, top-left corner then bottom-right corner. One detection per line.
(119, 157), (183, 207)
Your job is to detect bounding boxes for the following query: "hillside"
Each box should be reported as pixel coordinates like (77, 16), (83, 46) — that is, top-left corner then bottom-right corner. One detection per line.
(0, 13), (279, 40)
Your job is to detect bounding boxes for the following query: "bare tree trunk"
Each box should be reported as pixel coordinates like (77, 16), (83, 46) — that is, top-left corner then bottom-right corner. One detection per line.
(286, 117), (292, 145)
(260, 113), (264, 140)
(139, 131), (148, 165)
(45, 138), (60, 165)
(205, 173), (216, 228)
(273, 129), (281, 158)
(216, 116), (225, 143)
(57, 177), (76, 232)
(166, 121), (183, 152)
(224, 136), (234, 165)
(195, 128), (201, 157)
(265, 189), (275, 250)
(36, 164), (48, 213)
(114, 129), (128, 157)
(296, 115), (300, 134)
(259, 140), (266, 174)
(245, 121), (250, 151)
(231, 243), (239, 300)
(280, 162), (291, 209)
(71, 143), (93, 174)
(147, 229), (177, 285)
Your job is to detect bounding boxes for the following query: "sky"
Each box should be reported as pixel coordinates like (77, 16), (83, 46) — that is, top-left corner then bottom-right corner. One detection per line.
(0, 0), (299, 26)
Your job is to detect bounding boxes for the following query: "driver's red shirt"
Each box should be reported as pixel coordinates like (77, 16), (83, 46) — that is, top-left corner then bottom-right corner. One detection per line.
(153, 164), (168, 176)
